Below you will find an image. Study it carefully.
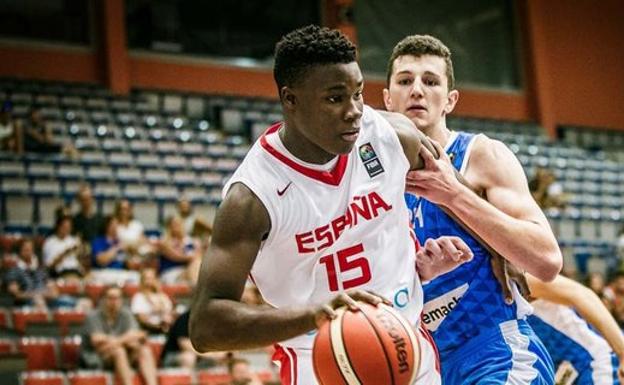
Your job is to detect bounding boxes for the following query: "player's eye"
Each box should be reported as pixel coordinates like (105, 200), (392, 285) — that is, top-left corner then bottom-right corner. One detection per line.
(327, 95), (343, 103)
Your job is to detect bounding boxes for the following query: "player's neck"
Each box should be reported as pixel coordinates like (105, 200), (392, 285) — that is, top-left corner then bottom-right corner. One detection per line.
(278, 123), (336, 165)
(423, 121), (452, 147)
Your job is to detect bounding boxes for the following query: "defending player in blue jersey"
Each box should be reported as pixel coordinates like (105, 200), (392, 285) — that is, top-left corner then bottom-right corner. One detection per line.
(527, 274), (624, 385)
(383, 35), (563, 385)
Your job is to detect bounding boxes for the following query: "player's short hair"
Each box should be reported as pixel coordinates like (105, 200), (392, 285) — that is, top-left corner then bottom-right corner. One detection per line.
(386, 35), (455, 91)
(273, 25), (357, 93)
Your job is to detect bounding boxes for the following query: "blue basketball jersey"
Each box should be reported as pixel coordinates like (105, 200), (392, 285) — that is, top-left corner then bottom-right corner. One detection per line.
(528, 300), (619, 385)
(405, 131), (533, 356)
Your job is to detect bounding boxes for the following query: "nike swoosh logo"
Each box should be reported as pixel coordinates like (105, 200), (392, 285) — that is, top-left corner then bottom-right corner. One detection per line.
(277, 181), (292, 196)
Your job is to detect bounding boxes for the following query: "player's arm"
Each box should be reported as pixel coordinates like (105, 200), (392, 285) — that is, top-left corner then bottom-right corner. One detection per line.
(407, 137), (561, 281)
(527, 274), (624, 365)
(189, 183), (316, 351)
(189, 183), (384, 352)
(376, 110), (437, 170)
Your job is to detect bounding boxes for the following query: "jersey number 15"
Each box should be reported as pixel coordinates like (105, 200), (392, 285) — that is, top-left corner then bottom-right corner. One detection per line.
(319, 243), (372, 292)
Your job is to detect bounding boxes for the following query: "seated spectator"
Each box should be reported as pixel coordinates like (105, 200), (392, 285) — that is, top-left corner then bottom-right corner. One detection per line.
(3, 238), (69, 308)
(80, 286), (158, 385)
(617, 225), (624, 262)
(529, 167), (567, 209)
(175, 196), (212, 247)
(161, 310), (229, 369)
(23, 108), (77, 157)
(43, 216), (84, 280)
(605, 270), (624, 327)
(90, 215), (139, 285)
(115, 199), (152, 260)
(227, 358), (263, 385)
(73, 184), (104, 244)
(154, 216), (201, 284)
(131, 268), (174, 334)
(0, 101), (22, 153)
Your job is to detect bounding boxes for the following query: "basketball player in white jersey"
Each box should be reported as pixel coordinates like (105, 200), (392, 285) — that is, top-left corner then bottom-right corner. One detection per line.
(189, 25), (473, 385)
(527, 274), (624, 385)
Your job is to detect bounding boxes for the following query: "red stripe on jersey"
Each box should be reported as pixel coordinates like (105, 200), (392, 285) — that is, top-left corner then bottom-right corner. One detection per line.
(272, 344), (298, 385)
(260, 122), (349, 186)
(419, 323), (441, 373)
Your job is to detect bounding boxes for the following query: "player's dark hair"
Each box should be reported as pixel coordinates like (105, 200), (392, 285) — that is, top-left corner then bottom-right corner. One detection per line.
(273, 25), (357, 94)
(386, 35), (455, 91)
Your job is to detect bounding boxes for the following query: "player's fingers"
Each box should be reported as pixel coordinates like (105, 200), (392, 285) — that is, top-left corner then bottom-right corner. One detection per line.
(416, 249), (434, 266)
(418, 142), (437, 168)
(334, 292), (360, 311)
(430, 140), (449, 162)
(364, 290), (393, 306)
(448, 236), (474, 261)
(424, 238), (443, 258)
(347, 290), (381, 306)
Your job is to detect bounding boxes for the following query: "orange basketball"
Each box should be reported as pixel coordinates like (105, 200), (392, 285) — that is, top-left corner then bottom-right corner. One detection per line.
(312, 302), (420, 385)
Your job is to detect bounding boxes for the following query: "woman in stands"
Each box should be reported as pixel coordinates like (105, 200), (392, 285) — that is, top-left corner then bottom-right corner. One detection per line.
(154, 216), (202, 284)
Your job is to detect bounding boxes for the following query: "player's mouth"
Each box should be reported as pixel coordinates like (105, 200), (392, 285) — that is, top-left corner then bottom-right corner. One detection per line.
(340, 128), (360, 142)
(406, 105), (427, 114)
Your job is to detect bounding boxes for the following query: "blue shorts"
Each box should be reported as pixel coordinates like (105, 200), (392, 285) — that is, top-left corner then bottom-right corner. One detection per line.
(440, 319), (555, 385)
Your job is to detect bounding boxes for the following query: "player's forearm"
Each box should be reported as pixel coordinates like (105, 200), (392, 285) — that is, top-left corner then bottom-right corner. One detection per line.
(573, 287), (624, 358)
(189, 298), (316, 352)
(447, 186), (561, 280)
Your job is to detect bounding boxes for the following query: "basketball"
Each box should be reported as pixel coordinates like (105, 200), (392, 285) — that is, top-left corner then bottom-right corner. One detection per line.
(312, 302), (420, 385)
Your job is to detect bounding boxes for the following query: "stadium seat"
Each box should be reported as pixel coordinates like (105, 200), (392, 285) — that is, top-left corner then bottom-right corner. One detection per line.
(59, 336), (81, 370)
(0, 338), (15, 354)
(85, 282), (107, 304)
(53, 309), (86, 336)
(147, 335), (166, 365)
(21, 371), (65, 385)
(158, 369), (193, 385)
(18, 337), (58, 370)
(12, 308), (49, 334)
(197, 370), (231, 385)
(67, 370), (111, 385)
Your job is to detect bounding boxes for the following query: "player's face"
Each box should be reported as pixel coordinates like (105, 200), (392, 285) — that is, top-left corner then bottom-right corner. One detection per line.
(384, 54), (458, 133)
(285, 62), (364, 162)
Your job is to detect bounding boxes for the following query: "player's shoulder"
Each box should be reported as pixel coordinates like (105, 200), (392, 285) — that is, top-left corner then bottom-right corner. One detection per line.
(469, 133), (517, 169)
(466, 133), (521, 183)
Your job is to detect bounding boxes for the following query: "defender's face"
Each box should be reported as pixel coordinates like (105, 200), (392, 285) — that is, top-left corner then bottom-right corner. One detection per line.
(384, 55), (456, 132)
(288, 62), (364, 159)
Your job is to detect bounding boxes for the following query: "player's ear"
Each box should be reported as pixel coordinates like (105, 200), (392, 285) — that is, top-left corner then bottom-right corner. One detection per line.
(382, 88), (393, 111)
(280, 87), (297, 110)
(444, 89), (459, 115)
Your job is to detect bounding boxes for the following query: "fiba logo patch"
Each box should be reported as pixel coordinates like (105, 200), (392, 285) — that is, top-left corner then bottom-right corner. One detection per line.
(359, 142), (384, 178)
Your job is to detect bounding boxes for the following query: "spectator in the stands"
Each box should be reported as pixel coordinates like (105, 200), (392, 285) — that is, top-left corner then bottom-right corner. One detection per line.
(605, 270), (624, 328)
(73, 184), (104, 244)
(616, 225), (624, 261)
(23, 108), (78, 157)
(43, 215), (84, 280)
(0, 100), (22, 153)
(175, 196), (212, 247)
(131, 268), (175, 334)
(90, 215), (139, 285)
(529, 167), (567, 209)
(114, 199), (151, 262)
(161, 309), (229, 370)
(80, 286), (158, 385)
(154, 216), (202, 284)
(3, 238), (76, 308)
(227, 358), (263, 385)
(586, 271), (611, 311)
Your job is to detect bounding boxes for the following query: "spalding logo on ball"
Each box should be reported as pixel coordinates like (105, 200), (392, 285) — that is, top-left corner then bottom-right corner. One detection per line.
(313, 302), (420, 385)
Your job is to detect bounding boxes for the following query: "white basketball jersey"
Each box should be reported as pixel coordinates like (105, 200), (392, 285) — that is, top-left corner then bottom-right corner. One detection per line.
(223, 105), (423, 350)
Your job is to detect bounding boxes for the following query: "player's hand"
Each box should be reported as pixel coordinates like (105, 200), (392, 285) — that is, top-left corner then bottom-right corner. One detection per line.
(416, 236), (473, 281)
(313, 290), (392, 328)
(406, 140), (463, 205)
